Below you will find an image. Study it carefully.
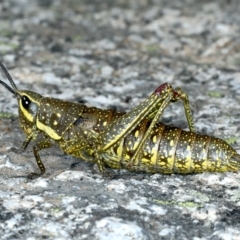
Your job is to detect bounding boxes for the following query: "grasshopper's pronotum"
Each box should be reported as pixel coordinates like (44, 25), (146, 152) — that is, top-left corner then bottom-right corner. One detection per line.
(0, 61), (239, 178)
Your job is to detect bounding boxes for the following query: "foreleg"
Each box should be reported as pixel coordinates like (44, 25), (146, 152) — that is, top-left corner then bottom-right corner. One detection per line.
(28, 138), (53, 179)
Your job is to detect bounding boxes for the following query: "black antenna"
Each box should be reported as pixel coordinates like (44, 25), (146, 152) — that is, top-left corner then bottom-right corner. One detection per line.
(0, 79), (16, 95)
(0, 61), (18, 90)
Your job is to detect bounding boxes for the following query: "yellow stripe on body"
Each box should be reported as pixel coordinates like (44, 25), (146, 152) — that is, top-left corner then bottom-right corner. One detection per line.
(20, 105), (34, 122)
(184, 145), (192, 171)
(36, 118), (61, 140)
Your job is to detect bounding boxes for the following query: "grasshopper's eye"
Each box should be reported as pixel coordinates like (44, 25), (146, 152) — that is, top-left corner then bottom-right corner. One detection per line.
(22, 95), (31, 109)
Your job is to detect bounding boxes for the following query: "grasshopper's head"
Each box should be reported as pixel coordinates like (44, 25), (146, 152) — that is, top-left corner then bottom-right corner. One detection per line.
(0, 61), (43, 135)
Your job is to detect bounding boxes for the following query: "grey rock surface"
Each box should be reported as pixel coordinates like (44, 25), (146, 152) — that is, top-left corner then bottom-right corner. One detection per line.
(0, 0), (240, 239)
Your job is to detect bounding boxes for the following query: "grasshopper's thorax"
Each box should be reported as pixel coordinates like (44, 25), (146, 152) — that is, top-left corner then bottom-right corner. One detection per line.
(17, 90), (42, 135)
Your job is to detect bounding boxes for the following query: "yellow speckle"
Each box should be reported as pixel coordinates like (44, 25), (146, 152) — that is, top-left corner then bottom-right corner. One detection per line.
(53, 120), (58, 125)
(170, 140), (174, 147)
(117, 145), (123, 157)
(151, 148), (156, 154)
(135, 130), (139, 138)
(152, 135), (157, 143)
(103, 121), (107, 126)
(57, 113), (61, 117)
(133, 142), (138, 150)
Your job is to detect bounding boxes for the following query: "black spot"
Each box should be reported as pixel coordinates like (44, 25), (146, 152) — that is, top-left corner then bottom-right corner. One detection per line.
(22, 95), (31, 109)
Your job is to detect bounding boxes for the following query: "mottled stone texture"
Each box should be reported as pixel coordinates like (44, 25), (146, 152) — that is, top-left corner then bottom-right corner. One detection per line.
(0, 0), (240, 239)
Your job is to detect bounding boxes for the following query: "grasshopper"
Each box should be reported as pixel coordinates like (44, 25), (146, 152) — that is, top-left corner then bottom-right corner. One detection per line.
(0, 61), (239, 178)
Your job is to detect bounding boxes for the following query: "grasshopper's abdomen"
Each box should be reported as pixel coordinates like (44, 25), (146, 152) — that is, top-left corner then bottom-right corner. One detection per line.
(107, 122), (240, 174)
(56, 103), (240, 174)
(153, 125), (238, 174)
